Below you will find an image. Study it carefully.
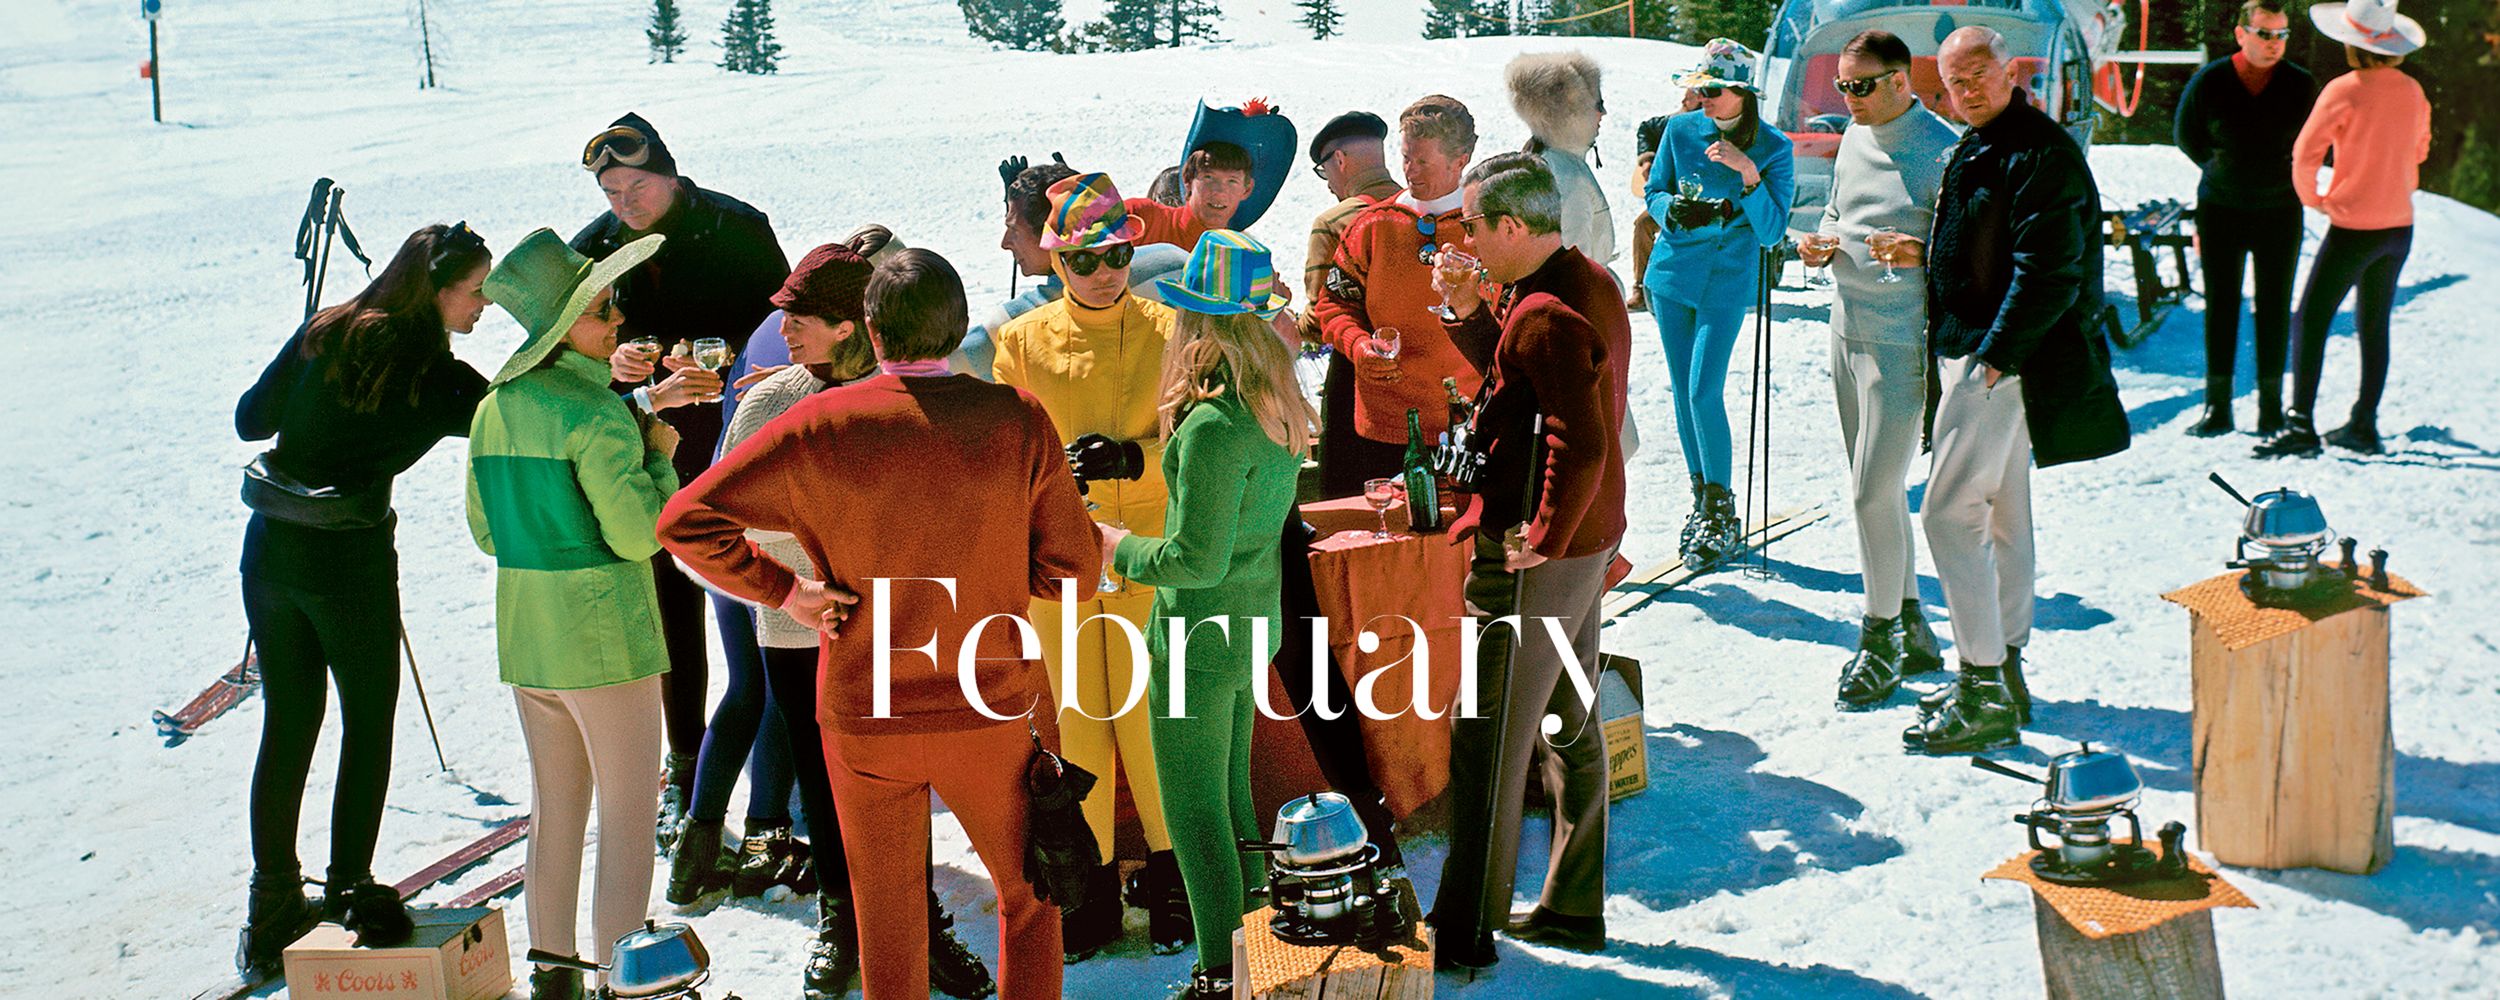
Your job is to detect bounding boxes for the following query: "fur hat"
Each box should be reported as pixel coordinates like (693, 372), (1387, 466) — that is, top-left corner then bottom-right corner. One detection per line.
(1506, 51), (1604, 154)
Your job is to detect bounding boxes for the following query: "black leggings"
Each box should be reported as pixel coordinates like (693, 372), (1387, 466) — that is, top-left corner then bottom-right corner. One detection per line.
(243, 572), (400, 885)
(2198, 202), (2303, 388)
(1318, 349), (1408, 500)
(2291, 225), (2413, 423)
(762, 644), (952, 920)
(652, 554), (710, 762)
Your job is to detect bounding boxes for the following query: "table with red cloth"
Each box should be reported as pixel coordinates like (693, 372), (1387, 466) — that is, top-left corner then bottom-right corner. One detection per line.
(1249, 494), (1471, 823)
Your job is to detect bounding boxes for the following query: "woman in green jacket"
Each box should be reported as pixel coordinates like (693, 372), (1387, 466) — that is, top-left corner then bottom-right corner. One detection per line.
(464, 228), (672, 1000)
(1098, 231), (1316, 1000)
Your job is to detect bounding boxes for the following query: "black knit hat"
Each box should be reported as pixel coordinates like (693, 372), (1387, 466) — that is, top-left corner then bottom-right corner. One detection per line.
(582, 112), (678, 177)
(1308, 110), (1388, 164)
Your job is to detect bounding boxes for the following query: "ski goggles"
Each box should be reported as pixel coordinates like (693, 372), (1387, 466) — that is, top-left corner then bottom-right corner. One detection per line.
(1059, 243), (1135, 276)
(2244, 26), (2294, 41)
(581, 125), (655, 173)
(1833, 69), (1900, 98)
(427, 221), (487, 279)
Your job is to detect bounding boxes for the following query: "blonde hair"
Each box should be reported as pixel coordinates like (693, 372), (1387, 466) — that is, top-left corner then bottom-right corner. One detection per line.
(1156, 310), (1316, 460)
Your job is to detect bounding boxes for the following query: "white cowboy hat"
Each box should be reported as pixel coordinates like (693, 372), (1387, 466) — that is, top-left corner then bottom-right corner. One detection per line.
(2310, 0), (2426, 56)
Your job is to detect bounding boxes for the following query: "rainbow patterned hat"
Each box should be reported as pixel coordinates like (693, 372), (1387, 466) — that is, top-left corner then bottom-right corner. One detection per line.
(1156, 230), (1288, 319)
(1039, 172), (1146, 251)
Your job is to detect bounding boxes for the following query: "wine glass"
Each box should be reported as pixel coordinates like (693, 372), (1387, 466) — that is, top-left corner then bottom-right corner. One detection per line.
(1083, 498), (1122, 595)
(1427, 249), (1485, 321)
(1871, 227), (1904, 285)
(1799, 233), (1840, 289)
(1371, 327), (1402, 363)
(1679, 175), (1705, 201)
(1363, 478), (1403, 539)
(692, 337), (733, 402)
(622, 335), (661, 385)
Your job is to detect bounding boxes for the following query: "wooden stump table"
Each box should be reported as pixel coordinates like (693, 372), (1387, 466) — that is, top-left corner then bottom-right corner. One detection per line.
(2161, 568), (2423, 874)
(1230, 879), (1433, 999)
(1985, 850), (2256, 1000)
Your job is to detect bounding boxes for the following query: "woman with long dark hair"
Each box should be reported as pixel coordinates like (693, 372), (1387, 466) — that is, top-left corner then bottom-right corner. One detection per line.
(1641, 38), (1794, 566)
(232, 222), (493, 973)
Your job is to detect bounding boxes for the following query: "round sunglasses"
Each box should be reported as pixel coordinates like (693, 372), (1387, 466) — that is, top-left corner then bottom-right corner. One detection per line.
(1060, 243), (1135, 276)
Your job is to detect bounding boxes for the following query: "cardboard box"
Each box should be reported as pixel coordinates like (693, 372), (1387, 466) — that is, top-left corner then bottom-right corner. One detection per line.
(284, 906), (511, 1000)
(1597, 653), (1648, 801)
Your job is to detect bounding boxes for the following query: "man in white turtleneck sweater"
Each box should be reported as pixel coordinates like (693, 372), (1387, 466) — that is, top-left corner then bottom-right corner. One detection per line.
(1801, 29), (1959, 711)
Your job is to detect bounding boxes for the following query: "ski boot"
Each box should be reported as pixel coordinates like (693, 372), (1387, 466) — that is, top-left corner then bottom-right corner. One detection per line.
(803, 894), (860, 1000)
(2255, 378), (2285, 437)
(1429, 917), (1498, 971)
(322, 874), (414, 947)
(1919, 647), (2028, 724)
(2253, 410), (2322, 459)
(1904, 660), (2022, 754)
(529, 964), (585, 1000)
(2188, 378), (2233, 437)
(730, 820), (813, 898)
(665, 819), (734, 905)
(2324, 414), (2382, 454)
(1835, 616), (1907, 711)
(1169, 964), (1235, 1000)
(1127, 850), (1191, 955)
(1061, 861), (1125, 962)
(1695, 481), (1744, 565)
(929, 893), (998, 998)
(1898, 600), (1944, 675)
(655, 751), (697, 854)
(1677, 474), (1709, 565)
(236, 869), (320, 975)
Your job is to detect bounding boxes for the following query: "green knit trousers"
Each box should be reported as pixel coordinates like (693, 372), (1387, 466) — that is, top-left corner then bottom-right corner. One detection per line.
(1149, 669), (1264, 971)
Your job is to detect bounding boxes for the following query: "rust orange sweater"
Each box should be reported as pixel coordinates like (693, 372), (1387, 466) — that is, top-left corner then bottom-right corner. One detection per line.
(658, 373), (1102, 734)
(1310, 198), (1490, 443)
(2293, 67), (2432, 230)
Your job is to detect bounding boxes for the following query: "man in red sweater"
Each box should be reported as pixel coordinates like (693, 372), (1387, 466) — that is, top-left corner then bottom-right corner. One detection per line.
(1125, 140), (1255, 250)
(1426, 152), (1630, 968)
(1310, 94), (1493, 497)
(658, 248), (1099, 1000)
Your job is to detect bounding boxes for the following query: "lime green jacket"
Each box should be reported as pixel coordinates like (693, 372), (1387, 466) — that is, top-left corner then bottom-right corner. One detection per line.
(465, 349), (678, 689)
(1112, 390), (1302, 684)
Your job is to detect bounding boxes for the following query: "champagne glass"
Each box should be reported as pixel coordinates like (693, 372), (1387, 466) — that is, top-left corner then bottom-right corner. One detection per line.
(1083, 498), (1122, 595)
(1427, 249), (1486, 321)
(1371, 327), (1402, 362)
(1800, 233), (1840, 289)
(1679, 175), (1705, 201)
(1363, 478), (1402, 539)
(1872, 227), (1904, 285)
(623, 335), (661, 385)
(692, 337), (733, 402)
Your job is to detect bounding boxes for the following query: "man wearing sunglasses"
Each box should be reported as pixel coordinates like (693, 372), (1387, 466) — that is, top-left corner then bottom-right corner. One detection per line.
(1799, 30), (1957, 713)
(1310, 95), (1492, 497)
(571, 111), (793, 843)
(2174, 0), (2317, 437)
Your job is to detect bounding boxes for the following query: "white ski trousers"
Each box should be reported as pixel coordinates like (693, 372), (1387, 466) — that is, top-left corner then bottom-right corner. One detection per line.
(1921, 355), (2034, 666)
(1830, 332), (1929, 615)
(513, 675), (662, 979)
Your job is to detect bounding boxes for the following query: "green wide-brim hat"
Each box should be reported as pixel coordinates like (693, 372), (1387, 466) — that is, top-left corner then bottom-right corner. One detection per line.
(483, 228), (666, 386)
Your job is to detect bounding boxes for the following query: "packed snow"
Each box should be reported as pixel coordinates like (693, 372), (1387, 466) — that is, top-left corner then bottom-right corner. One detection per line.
(3, 0), (2494, 996)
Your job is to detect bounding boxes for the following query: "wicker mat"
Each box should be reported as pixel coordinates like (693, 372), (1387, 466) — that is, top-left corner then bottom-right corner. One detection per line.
(1985, 849), (2256, 940)
(2160, 568), (2423, 652)
(1239, 879), (1432, 996)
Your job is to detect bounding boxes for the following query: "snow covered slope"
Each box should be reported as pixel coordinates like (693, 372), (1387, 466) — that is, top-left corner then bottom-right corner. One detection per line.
(3, 1), (2494, 996)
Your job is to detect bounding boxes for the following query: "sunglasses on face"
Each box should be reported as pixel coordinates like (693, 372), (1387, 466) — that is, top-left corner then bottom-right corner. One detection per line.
(588, 297), (621, 325)
(1060, 243), (1135, 276)
(581, 125), (653, 173)
(1456, 212), (1499, 238)
(2244, 27), (2293, 41)
(1834, 69), (1900, 98)
(1693, 86), (1726, 100)
(1310, 149), (1337, 180)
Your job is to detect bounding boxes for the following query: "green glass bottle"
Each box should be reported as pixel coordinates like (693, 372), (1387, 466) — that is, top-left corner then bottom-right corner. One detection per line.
(1402, 408), (1443, 533)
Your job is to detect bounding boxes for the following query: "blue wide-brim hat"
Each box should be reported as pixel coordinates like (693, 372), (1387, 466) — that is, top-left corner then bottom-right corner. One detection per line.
(1156, 230), (1288, 319)
(1181, 99), (1297, 232)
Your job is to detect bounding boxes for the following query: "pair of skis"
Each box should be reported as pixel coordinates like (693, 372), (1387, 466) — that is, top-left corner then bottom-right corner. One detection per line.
(1600, 507), (1829, 624)
(186, 819), (532, 1000)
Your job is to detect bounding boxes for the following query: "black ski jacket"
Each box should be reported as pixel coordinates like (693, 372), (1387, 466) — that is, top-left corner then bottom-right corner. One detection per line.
(2174, 56), (2317, 211)
(1926, 91), (2129, 468)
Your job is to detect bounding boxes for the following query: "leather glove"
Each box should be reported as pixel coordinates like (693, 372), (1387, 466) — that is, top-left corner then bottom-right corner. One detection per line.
(998, 154), (1029, 192)
(1666, 195), (1724, 231)
(1067, 433), (1146, 483)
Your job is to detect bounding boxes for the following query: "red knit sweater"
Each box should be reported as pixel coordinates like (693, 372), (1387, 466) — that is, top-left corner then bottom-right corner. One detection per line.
(1126, 198), (1215, 251)
(1311, 198), (1491, 443)
(1448, 247), (1629, 559)
(658, 373), (1102, 734)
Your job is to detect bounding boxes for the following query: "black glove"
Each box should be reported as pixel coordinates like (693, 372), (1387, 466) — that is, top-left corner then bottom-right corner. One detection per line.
(1067, 433), (1146, 483)
(999, 154), (1029, 193)
(1667, 195), (1728, 231)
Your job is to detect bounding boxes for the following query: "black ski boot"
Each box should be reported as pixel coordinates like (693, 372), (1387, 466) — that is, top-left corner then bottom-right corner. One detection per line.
(2324, 414), (2382, 454)
(2255, 378), (2285, 437)
(1677, 474), (1709, 565)
(1169, 963), (1235, 999)
(529, 964), (585, 1000)
(803, 894), (860, 1000)
(2189, 377), (2233, 436)
(1505, 906), (1606, 952)
(1128, 849), (1191, 955)
(2254, 410), (2322, 458)
(323, 875), (414, 948)
(729, 820), (813, 898)
(1702, 481), (1744, 563)
(1835, 616), (1907, 710)
(1919, 647), (2029, 724)
(665, 819), (732, 905)
(1904, 661), (2022, 754)
(655, 751), (697, 854)
(929, 892), (998, 998)
(1060, 861), (1125, 962)
(1898, 600), (1944, 675)
(237, 869), (320, 975)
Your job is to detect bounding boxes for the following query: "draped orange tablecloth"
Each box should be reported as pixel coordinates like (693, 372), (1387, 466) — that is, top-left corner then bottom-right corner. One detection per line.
(1249, 495), (1471, 821)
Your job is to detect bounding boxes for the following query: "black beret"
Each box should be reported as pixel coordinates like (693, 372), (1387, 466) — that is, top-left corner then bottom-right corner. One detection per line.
(1308, 110), (1389, 164)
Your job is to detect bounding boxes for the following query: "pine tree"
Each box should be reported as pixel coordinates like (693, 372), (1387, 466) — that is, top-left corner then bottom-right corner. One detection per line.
(960, 0), (1066, 51)
(718, 0), (782, 75)
(1298, 0), (1342, 40)
(1671, 0), (1772, 50)
(1422, 0), (1512, 38)
(1076, 0), (1222, 51)
(647, 0), (688, 63)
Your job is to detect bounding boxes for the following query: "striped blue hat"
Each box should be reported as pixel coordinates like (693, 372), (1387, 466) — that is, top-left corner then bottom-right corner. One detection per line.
(1156, 230), (1288, 319)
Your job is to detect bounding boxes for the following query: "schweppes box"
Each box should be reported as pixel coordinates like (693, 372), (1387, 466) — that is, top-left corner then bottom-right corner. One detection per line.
(1597, 654), (1648, 801)
(284, 905), (511, 1000)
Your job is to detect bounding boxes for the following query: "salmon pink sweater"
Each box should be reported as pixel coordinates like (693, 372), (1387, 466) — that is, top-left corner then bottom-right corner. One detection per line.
(2293, 67), (2432, 231)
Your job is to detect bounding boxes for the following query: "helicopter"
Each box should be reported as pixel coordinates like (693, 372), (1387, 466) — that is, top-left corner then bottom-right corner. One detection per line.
(1756, 0), (2206, 345)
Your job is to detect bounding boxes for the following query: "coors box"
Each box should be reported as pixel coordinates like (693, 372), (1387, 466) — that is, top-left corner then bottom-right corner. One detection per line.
(284, 905), (511, 1000)
(1597, 654), (1648, 801)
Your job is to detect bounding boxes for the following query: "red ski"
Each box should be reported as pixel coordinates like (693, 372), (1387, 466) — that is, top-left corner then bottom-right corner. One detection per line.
(155, 641), (260, 745)
(448, 864), (526, 908)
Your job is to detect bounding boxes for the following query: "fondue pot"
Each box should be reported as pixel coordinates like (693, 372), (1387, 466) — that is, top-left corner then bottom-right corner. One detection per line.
(1240, 792), (1408, 946)
(2210, 473), (2340, 604)
(1975, 747), (2191, 887)
(527, 920), (720, 999)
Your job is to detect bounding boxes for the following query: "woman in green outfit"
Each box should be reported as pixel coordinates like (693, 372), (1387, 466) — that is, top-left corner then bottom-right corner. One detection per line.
(1098, 230), (1316, 1000)
(464, 228), (674, 1000)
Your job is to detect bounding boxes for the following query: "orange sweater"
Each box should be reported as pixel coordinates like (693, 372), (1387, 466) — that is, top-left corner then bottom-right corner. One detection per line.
(1309, 199), (1490, 443)
(2293, 68), (2432, 230)
(1126, 198), (1214, 251)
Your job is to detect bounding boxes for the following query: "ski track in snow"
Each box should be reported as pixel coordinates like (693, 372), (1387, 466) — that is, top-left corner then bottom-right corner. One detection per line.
(4, 0), (2495, 996)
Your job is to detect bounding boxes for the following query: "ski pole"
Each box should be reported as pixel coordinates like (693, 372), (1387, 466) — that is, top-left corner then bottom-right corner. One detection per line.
(398, 626), (450, 773)
(1475, 413), (1545, 940)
